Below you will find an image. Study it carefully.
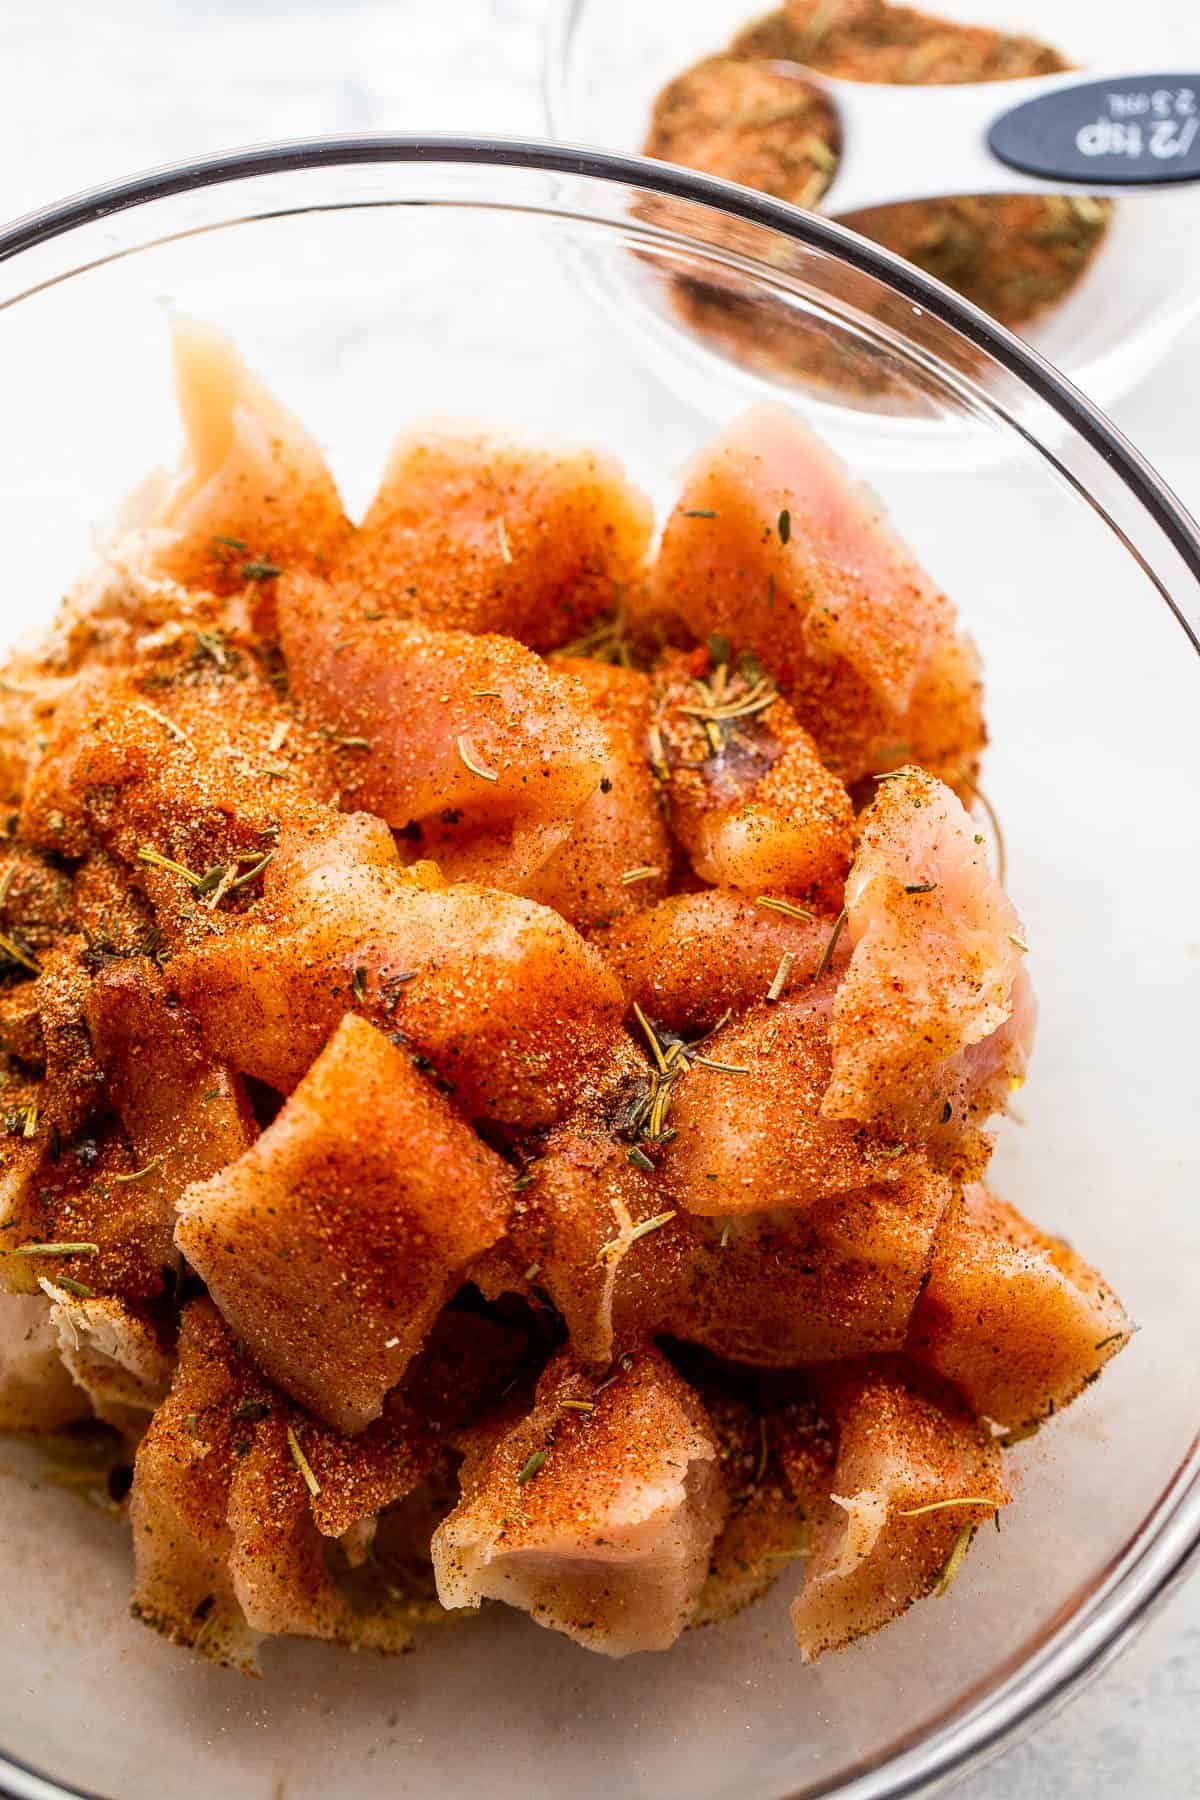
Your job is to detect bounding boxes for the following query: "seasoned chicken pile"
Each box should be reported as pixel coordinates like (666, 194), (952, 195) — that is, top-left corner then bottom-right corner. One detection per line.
(0, 323), (1130, 1670)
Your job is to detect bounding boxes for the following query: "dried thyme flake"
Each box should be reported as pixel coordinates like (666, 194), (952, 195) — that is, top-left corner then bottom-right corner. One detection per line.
(905, 881), (938, 895)
(620, 865), (661, 886)
(241, 559), (283, 582)
(1094, 1332), (1125, 1352)
(471, 689), (502, 700)
(628, 1209), (676, 1247)
(136, 845), (203, 888)
(626, 1145), (655, 1173)
(682, 508), (717, 519)
(766, 951), (794, 1003)
(456, 735), (498, 783)
(8, 1240), (99, 1258)
(754, 895), (814, 922)
(777, 508), (791, 545)
(286, 1425), (321, 1498)
(1008, 933), (1030, 952)
(631, 1001), (670, 1075)
(54, 1276), (95, 1299)
(232, 1399), (272, 1422)
(0, 929), (40, 974)
(559, 1398), (594, 1414)
(495, 516), (513, 564)
(815, 908), (849, 979)
(351, 966), (369, 1003)
(194, 629), (229, 670)
(935, 1522), (976, 1597)
(112, 1156), (163, 1185)
(898, 1497), (998, 1518)
(224, 850), (275, 895)
(693, 1055), (751, 1075)
(515, 1448), (547, 1486)
(211, 534), (248, 552)
(131, 702), (192, 745)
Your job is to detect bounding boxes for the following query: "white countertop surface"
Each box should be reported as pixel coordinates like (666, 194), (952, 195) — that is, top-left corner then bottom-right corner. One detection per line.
(0, 1), (1195, 1795)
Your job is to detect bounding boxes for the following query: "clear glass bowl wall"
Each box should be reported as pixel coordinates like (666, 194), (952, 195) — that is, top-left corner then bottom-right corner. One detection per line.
(0, 143), (1197, 1800)
(546, 0), (1200, 433)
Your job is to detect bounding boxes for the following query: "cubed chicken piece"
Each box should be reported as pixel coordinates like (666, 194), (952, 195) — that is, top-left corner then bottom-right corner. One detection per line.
(650, 647), (853, 901)
(824, 767), (1034, 1167)
(432, 1345), (726, 1656)
(525, 656), (672, 928)
(136, 317), (350, 598)
(907, 1185), (1132, 1430)
(176, 1015), (510, 1432)
(595, 887), (850, 1035)
(129, 1299), (264, 1669)
(664, 994), (924, 1216)
(645, 406), (964, 782)
(336, 423), (653, 650)
(790, 1358), (1008, 1661)
(86, 958), (255, 1266)
(278, 575), (607, 888)
(170, 813), (627, 1126)
(0, 1291), (90, 1431)
(661, 1168), (953, 1366)
(42, 1281), (173, 1434)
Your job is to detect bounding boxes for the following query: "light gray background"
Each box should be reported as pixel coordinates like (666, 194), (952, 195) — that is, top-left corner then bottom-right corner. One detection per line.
(0, 1), (1195, 1794)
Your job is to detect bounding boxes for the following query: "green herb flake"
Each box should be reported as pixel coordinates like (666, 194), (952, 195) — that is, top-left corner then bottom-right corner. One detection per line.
(627, 1146), (655, 1173)
(351, 966), (369, 1003)
(515, 1449), (547, 1487)
(286, 1424), (321, 1498)
(777, 508), (791, 544)
(242, 560), (283, 582)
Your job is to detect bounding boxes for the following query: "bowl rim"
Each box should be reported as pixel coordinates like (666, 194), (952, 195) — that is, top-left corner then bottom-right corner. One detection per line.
(0, 132), (1196, 1800)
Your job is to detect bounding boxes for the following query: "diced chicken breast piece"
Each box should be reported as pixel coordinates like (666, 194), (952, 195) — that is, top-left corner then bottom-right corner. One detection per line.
(525, 656), (672, 928)
(86, 960), (255, 1270)
(136, 318), (350, 596)
(595, 887), (850, 1035)
(645, 406), (961, 783)
(824, 767), (1034, 1161)
(790, 1358), (1008, 1661)
(662, 1170), (952, 1366)
(650, 647), (853, 900)
(337, 423), (653, 650)
(224, 1411), (416, 1653)
(664, 995), (923, 1215)
(177, 1015), (510, 1433)
(0, 1291), (90, 1431)
(43, 1282), (172, 1434)
(432, 1346), (726, 1655)
(129, 1300), (263, 1669)
(907, 1185), (1133, 1430)
(171, 814), (627, 1125)
(278, 575), (606, 888)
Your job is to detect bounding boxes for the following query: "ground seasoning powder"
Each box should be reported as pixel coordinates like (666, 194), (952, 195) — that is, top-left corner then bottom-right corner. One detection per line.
(643, 0), (1111, 379)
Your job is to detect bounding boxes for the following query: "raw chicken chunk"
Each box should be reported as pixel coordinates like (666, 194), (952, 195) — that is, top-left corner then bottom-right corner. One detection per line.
(176, 1015), (511, 1432)
(824, 767), (1034, 1164)
(790, 1358), (1008, 1660)
(170, 812), (627, 1125)
(43, 1282), (172, 1434)
(0, 1291), (89, 1431)
(907, 1186), (1132, 1429)
(432, 1345), (726, 1655)
(650, 646), (853, 899)
(337, 422), (653, 650)
(279, 574), (607, 887)
(525, 656), (672, 927)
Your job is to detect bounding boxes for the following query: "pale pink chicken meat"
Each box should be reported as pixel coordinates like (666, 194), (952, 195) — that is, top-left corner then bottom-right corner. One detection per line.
(432, 1345), (726, 1656)
(595, 887), (851, 1034)
(907, 1186), (1133, 1430)
(169, 811), (627, 1126)
(663, 993), (925, 1216)
(42, 1282), (172, 1434)
(0, 1292), (90, 1432)
(279, 573), (607, 888)
(789, 1358), (1009, 1661)
(335, 422), (654, 650)
(824, 767), (1034, 1169)
(642, 404), (979, 786)
(176, 1015), (510, 1432)
(127, 318), (350, 600)
(524, 655), (672, 928)
(650, 646), (854, 901)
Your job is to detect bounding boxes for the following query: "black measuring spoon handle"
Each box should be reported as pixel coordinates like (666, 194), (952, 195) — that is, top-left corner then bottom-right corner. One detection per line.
(989, 73), (1200, 187)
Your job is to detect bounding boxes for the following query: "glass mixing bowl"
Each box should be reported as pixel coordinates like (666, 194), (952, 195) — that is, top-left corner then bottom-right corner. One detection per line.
(545, 0), (1200, 456)
(0, 138), (1197, 1800)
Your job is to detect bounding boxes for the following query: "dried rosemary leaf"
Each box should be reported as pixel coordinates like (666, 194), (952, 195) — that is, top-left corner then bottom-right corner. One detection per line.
(515, 1449), (546, 1486)
(286, 1424), (321, 1498)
